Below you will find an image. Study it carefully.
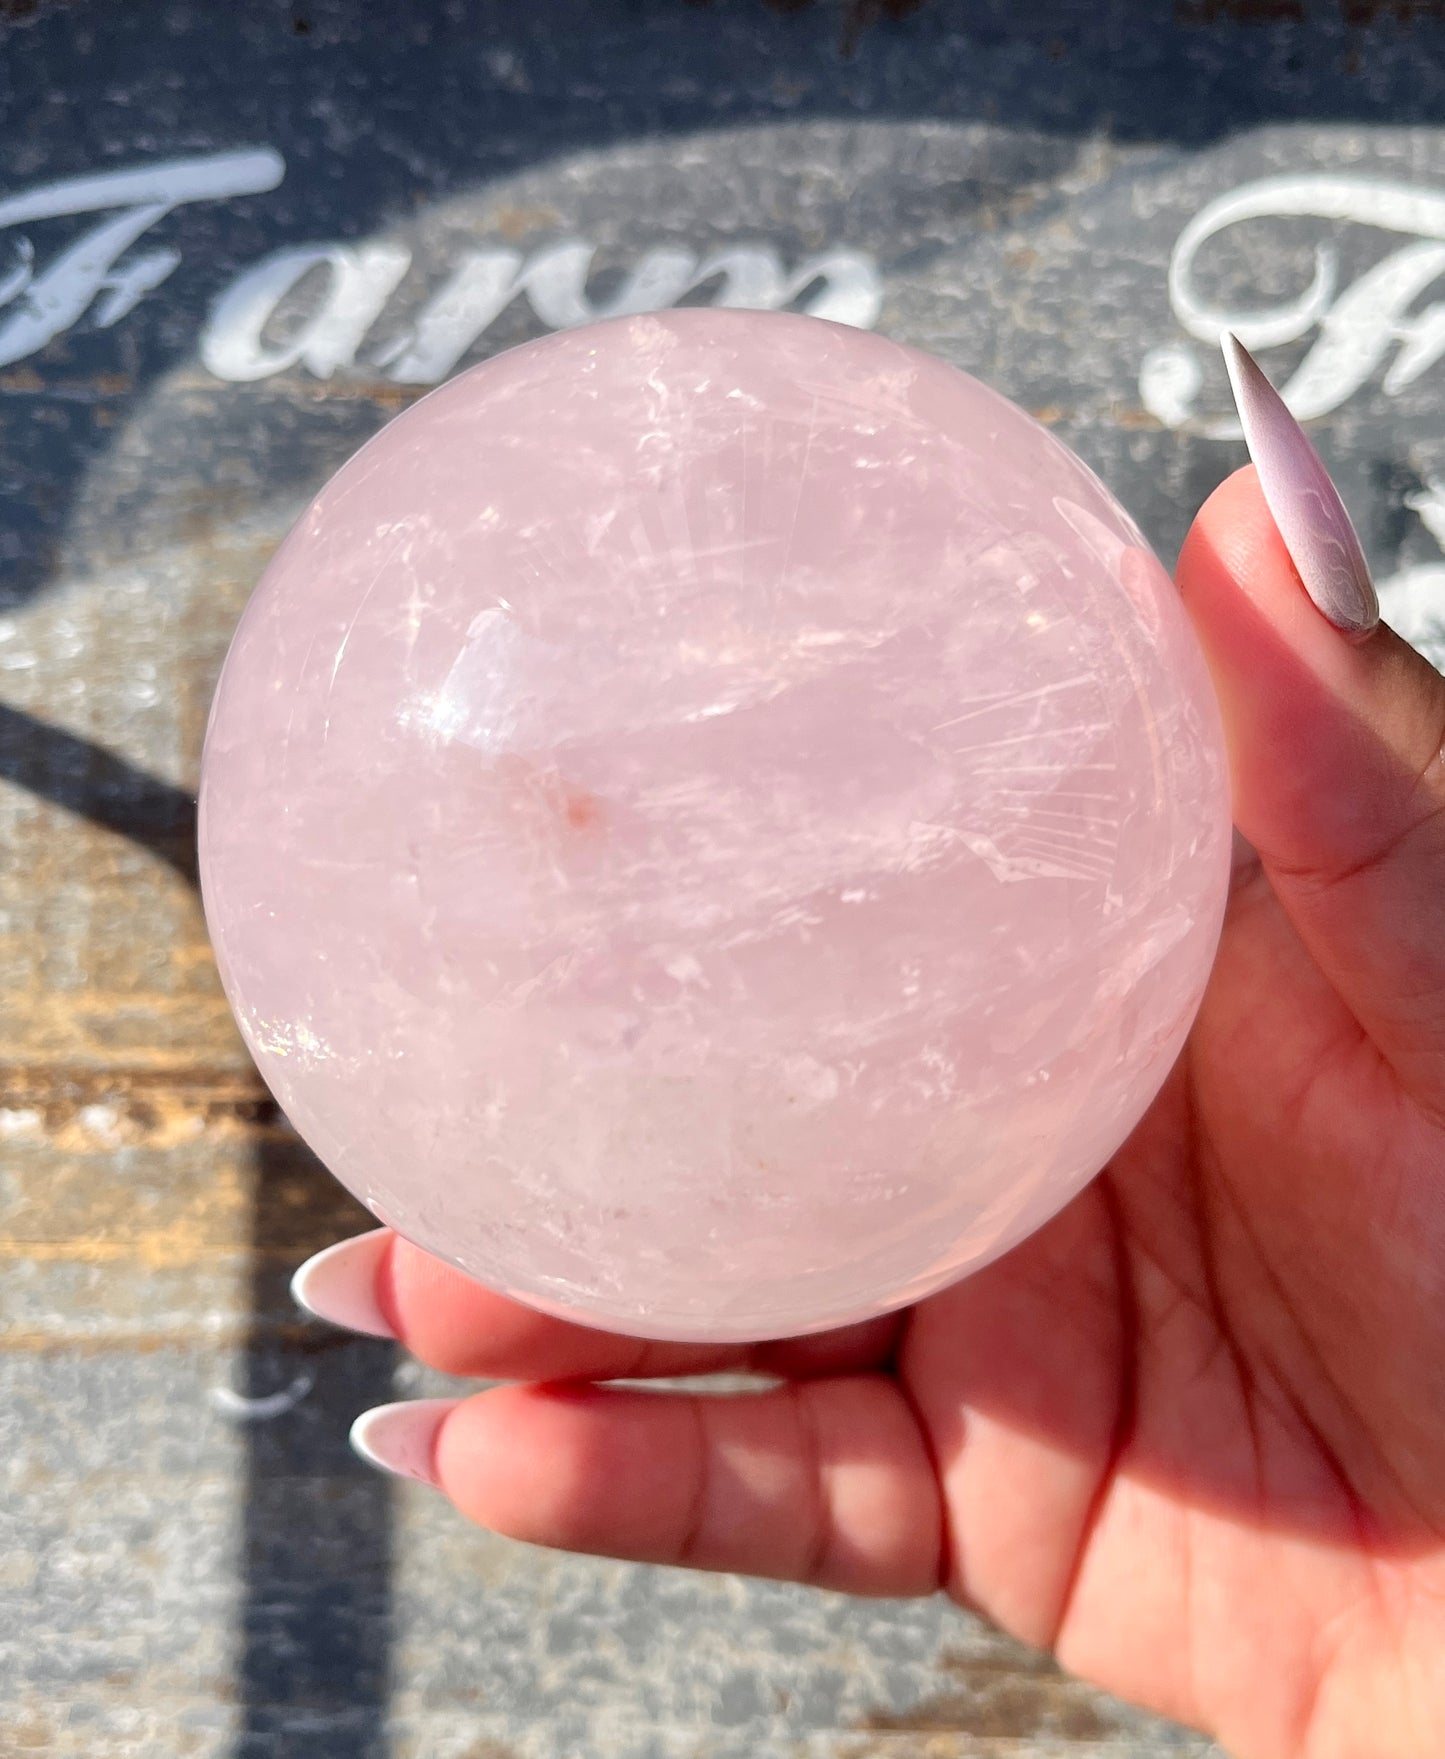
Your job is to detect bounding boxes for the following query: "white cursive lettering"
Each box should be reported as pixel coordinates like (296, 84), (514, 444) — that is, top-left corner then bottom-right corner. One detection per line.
(1142, 172), (1445, 430)
(0, 151), (884, 384)
(203, 238), (884, 385)
(0, 151), (285, 368)
(200, 241), (412, 380)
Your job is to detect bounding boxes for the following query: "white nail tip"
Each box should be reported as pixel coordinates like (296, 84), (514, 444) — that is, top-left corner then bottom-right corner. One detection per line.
(349, 1398), (460, 1484)
(290, 1228), (396, 1337)
(1221, 332), (1379, 637)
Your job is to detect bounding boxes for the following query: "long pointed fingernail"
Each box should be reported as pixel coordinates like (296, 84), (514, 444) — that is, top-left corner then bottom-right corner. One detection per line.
(350, 1398), (461, 1486)
(1221, 332), (1379, 639)
(291, 1229), (397, 1338)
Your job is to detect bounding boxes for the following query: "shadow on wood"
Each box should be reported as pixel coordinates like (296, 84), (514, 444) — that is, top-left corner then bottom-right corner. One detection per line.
(0, 700), (401, 1756)
(237, 1127), (398, 1759)
(0, 702), (199, 885)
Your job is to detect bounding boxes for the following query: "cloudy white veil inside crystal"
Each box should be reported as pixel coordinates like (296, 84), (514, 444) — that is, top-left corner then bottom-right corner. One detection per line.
(198, 309), (1231, 1341)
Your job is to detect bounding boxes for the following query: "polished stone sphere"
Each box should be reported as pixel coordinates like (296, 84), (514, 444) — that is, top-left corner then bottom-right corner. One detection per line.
(199, 310), (1230, 1342)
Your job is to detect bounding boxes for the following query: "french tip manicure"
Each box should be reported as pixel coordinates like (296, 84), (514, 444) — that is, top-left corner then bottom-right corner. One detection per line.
(350, 1398), (461, 1486)
(1219, 331), (1380, 638)
(291, 1228), (397, 1339)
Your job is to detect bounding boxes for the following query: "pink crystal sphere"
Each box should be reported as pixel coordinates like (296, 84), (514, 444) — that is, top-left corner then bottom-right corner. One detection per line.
(199, 310), (1230, 1342)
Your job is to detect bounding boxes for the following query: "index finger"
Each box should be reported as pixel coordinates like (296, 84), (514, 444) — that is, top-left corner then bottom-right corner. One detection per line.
(1179, 465), (1445, 1104)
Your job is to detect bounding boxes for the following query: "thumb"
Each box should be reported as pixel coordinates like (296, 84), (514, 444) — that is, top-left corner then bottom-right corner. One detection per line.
(1178, 463), (1445, 1109)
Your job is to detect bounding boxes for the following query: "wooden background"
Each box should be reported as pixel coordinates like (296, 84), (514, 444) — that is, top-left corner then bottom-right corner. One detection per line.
(7, 1), (1445, 1752)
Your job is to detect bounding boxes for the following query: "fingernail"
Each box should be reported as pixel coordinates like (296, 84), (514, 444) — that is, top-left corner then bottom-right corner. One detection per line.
(1221, 332), (1379, 639)
(291, 1229), (396, 1338)
(350, 1398), (461, 1486)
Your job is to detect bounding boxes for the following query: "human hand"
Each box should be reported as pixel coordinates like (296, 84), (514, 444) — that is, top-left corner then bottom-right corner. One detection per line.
(293, 463), (1445, 1759)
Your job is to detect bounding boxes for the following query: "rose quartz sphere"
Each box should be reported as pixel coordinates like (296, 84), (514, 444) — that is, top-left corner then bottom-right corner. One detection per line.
(200, 310), (1230, 1342)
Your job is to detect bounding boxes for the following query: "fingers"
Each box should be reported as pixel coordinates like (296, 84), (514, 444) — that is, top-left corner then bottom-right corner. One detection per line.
(293, 1228), (903, 1382)
(1178, 465), (1445, 1104)
(320, 1234), (936, 1594)
(368, 1376), (941, 1597)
